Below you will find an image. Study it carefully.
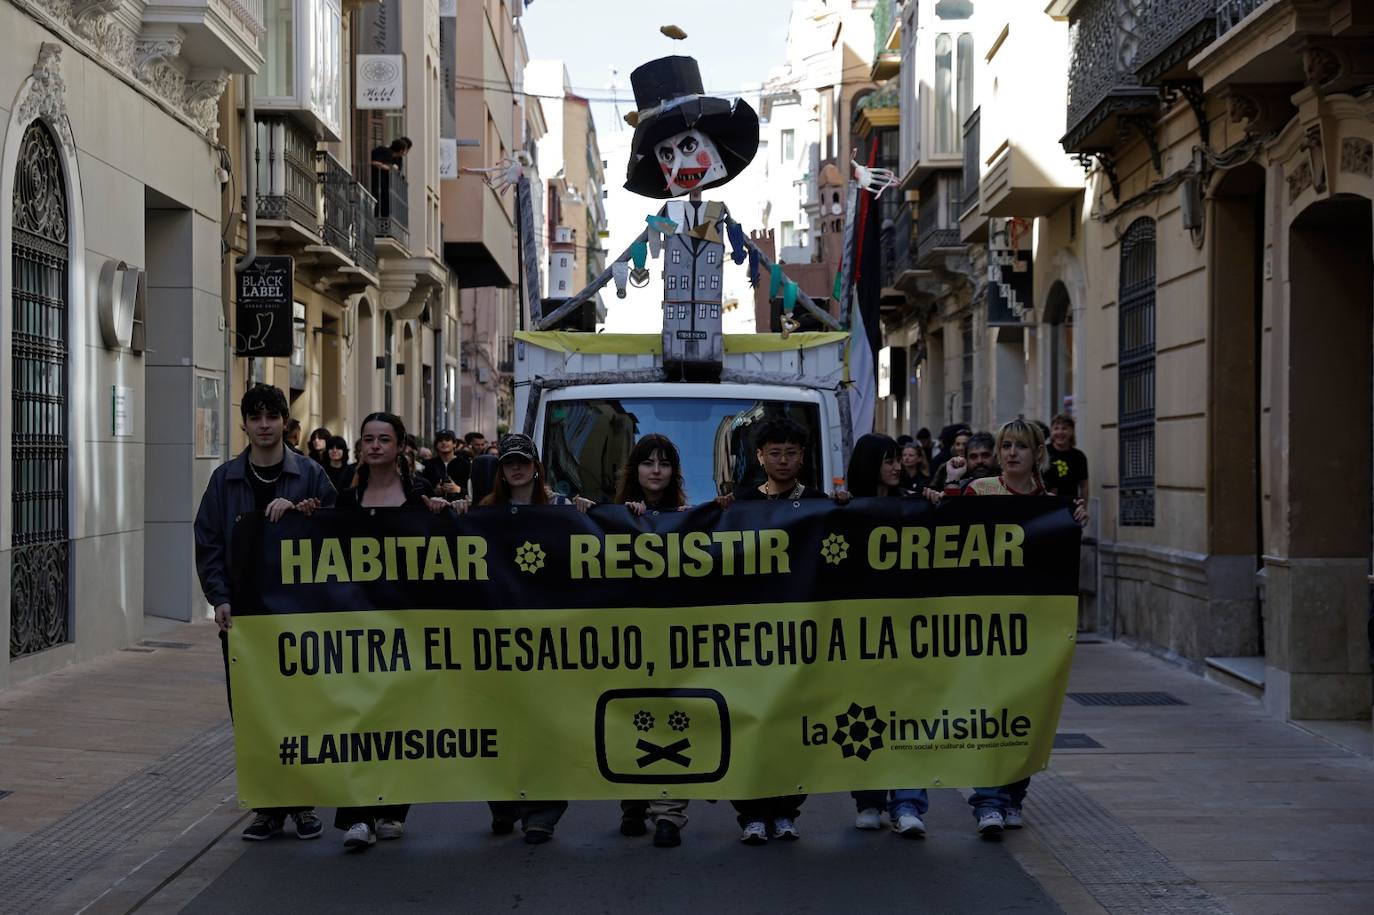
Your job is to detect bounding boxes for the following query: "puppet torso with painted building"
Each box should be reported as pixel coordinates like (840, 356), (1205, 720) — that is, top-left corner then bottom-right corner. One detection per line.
(623, 56), (758, 378)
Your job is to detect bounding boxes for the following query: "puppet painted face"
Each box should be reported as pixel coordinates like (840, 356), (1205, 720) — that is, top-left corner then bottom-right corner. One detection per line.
(655, 129), (727, 196)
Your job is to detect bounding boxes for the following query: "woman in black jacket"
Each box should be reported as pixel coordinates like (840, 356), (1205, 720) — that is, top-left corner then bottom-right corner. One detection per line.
(328, 412), (450, 851)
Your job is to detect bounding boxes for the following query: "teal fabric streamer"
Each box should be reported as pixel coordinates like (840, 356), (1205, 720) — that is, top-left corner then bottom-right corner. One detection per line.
(769, 263), (784, 299)
(783, 280), (798, 314)
(630, 241), (648, 270)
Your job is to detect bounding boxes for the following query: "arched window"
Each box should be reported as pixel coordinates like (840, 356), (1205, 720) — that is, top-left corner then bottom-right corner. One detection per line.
(10, 120), (70, 657)
(1119, 218), (1156, 526)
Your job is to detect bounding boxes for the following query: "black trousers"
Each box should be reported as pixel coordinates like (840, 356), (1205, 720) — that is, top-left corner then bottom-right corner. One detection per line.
(488, 800), (568, 832)
(221, 630), (307, 818)
(731, 795), (806, 826)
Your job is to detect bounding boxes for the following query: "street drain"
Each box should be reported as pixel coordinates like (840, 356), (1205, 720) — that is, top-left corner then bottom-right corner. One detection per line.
(0, 790), (12, 801)
(138, 640), (194, 650)
(1054, 732), (1104, 749)
(1068, 691), (1186, 706)
(121, 647), (156, 653)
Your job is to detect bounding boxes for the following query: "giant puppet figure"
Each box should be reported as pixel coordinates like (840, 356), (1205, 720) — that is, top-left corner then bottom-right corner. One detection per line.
(623, 56), (759, 378)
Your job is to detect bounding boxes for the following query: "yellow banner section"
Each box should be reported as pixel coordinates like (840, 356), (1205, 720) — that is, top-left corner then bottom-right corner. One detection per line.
(230, 595), (1076, 807)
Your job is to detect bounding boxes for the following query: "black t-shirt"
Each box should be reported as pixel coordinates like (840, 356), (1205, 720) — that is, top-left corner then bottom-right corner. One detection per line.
(247, 459), (284, 511)
(371, 146), (398, 168)
(735, 482), (829, 501)
(336, 475), (435, 510)
(421, 454), (471, 494)
(1043, 446), (1089, 497)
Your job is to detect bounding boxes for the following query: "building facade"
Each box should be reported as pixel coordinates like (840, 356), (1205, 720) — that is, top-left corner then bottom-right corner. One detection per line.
(872, 0), (1373, 723)
(0, 0), (262, 687)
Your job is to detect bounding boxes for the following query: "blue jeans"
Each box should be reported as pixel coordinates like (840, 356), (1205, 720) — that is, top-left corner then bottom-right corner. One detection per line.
(852, 789), (928, 818)
(969, 777), (1030, 817)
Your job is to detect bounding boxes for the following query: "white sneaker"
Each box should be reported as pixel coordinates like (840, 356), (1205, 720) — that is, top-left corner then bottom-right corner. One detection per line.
(977, 810), (1005, 836)
(1004, 806), (1023, 829)
(375, 818), (404, 840)
(343, 822), (376, 849)
(771, 817), (800, 840)
(854, 807), (883, 830)
(893, 813), (927, 837)
(739, 821), (768, 844)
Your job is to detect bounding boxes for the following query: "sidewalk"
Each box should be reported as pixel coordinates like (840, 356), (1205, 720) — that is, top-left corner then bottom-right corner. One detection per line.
(0, 623), (1370, 913)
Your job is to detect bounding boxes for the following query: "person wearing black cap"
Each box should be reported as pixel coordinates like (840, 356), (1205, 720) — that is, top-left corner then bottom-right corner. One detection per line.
(421, 429), (470, 500)
(478, 433), (591, 844)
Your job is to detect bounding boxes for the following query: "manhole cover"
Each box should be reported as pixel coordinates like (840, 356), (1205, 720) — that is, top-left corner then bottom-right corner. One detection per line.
(1054, 732), (1104, 749)
(1067, 691), (1185, 706)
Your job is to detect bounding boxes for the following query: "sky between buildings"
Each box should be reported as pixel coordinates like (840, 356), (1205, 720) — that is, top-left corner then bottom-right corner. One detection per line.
(522, 1), (795, 331)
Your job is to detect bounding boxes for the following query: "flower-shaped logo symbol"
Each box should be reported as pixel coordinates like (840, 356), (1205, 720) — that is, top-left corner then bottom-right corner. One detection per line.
(820, 533), (849, 565)
(515, 541), (546, 574)
(832, 701), (887, 761)
(667, 710), (690, 732)
(633, 710), (656, 732)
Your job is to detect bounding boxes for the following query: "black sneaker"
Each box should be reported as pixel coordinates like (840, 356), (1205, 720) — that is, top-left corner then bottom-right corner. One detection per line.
(242, 813), (283, 841)
(653, 820), (682, 848)
(292, 809), (323, 840)
(523, 827), (553, 845)
(491, 816), (516, 835)
(620, 812), (648, 837)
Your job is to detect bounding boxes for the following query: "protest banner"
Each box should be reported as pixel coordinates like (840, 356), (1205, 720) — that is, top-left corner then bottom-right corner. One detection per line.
(228, 498), (1080, 807)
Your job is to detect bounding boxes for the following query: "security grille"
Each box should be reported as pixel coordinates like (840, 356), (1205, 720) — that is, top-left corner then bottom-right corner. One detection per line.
(10, 121), (70, 658)
(1067, 691), (1185, 706)
(1118, 218), (1156, 526)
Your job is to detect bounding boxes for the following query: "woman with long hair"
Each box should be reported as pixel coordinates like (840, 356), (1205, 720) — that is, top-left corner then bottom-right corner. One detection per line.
(307, 426), (332, 465)
(615, 433), (688, 515)
(327, 412), (451, 851)
(613, 434), (691, 847)
(479, 433), (589, 844)
(935, 418), (1086, 838)
(844, 434), (930, 838)
(323, 435), (353, 492)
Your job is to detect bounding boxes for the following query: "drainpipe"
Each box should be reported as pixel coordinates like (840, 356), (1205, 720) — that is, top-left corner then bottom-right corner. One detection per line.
(228, 75), (258, 459)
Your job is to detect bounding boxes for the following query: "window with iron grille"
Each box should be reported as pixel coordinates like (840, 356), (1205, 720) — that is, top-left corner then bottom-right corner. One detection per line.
(1118, 218), (1156, 526)
(10, 120), (70, 658)
(961, 314), (974, 425)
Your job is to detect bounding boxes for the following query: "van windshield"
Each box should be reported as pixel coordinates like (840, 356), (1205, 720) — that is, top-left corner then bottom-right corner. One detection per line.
(541, 397), (823, 504)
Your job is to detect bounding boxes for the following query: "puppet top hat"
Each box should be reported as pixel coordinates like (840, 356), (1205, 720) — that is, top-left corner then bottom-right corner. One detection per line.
(624, 55), (759, 199)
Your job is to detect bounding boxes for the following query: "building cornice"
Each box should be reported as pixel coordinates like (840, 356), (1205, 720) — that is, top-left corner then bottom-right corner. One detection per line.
(10, 0), (235, 142)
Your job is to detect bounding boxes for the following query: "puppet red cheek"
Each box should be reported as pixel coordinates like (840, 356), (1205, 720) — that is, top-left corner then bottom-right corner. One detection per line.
(696, 151), (712, 167)
(660, 162), (672, 175)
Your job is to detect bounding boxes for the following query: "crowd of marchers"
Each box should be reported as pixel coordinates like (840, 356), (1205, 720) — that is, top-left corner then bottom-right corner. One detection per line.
(194, 383), (1089, 853)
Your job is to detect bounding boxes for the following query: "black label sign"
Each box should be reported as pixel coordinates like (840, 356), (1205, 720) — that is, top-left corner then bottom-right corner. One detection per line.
(235, 256), (294, 357)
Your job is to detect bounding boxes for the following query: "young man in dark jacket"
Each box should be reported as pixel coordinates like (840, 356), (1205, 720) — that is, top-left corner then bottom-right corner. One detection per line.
(420, 429), (470, 500)
(194, 384), (337, 841)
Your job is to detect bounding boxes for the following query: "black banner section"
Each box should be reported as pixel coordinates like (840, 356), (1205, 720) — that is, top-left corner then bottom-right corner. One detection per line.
(232, 498), (1081, 616)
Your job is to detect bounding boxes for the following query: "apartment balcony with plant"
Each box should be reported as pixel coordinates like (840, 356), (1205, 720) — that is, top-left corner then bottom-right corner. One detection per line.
(870, 0), (903, 80)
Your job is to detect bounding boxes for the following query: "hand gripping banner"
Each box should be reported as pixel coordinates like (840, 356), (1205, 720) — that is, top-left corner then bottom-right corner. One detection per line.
(227, 498), (1081, 807)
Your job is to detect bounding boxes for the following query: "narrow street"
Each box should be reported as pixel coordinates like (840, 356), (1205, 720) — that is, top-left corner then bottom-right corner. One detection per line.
(2, 623), (1370, 914)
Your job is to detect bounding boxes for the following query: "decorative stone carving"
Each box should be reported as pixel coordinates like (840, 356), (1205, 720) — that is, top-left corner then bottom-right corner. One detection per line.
(1340, 137), (1373, 178)
(1224, 85), (1297, 138)
(17, 43), (74, 148)
(1302, 124), (1327, 195)
(11, 0), (234, 142)
(1286, 160), (1312, 203)
(1302, 46), (1341, 90)
(135, 33), (183, 81)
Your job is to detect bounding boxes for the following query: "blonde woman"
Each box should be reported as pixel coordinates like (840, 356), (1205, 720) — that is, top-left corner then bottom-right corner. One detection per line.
(939, 419), (1085, 835)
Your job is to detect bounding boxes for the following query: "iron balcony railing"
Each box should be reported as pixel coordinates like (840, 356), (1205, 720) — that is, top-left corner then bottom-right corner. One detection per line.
(1134, 0), (1217, 84)
(254, 115), (318, 230)
(373, 167), (410, 249)
(961, 107), (981, 217)
(496, 335), (515, 374)
(916, 175), (963, 266)
(1217, 0), (1267, 37)
(319, 152), (378, 273)
(1062, 0), (1158, 152)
